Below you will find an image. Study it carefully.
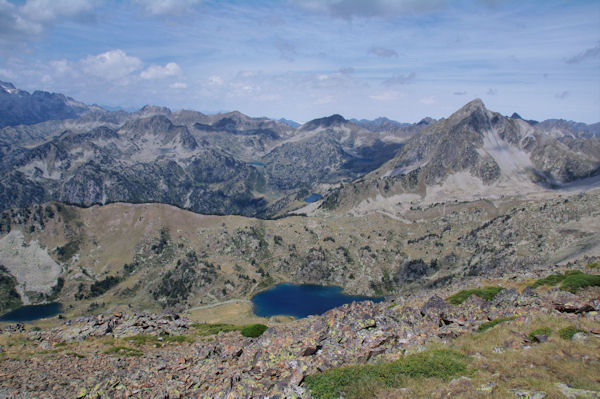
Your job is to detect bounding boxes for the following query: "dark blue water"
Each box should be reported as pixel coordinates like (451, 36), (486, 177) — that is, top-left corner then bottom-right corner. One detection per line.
(304, 193), (323, 203)
(252, 284), (384, 318)
(0, 303), (62, 322)
(248, 161), (266, 166)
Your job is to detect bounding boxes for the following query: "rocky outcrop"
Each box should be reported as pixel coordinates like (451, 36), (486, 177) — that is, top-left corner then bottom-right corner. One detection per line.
(0, 284), (597, 398)
(0, 230), (62, 305)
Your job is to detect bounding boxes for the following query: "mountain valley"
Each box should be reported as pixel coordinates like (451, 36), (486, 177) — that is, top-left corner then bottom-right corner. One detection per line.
(0, 82), (599, 398)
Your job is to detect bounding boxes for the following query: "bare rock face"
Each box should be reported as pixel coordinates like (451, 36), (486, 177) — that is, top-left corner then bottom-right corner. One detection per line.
(0, 230), (62, 305)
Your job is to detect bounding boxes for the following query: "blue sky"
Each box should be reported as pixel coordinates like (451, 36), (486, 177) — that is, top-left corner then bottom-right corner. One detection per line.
(1, 0), (599, 123)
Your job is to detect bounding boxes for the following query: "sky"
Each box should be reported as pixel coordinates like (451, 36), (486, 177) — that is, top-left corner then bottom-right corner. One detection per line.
(0, 0), (599, 123)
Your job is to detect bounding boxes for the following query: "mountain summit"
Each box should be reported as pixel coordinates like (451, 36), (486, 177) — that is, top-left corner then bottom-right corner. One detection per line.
(317, 99), (600, 214)
(300, 114), (347, 130)
(0, 81), (92, 128)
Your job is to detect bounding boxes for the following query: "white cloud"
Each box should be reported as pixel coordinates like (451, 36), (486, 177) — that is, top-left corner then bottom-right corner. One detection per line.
(20, 0), (97, 23)
(49, 59), (72, 74)
(368, 47), (398, 58)
(294, 0), (447, 19)
(135, 0), (202, 16)
(208, 75), (224, 85)
(257, 93), (281, 102)
(369, 90), (402, 101)
(169, 82), (187, 89)
(0, 0), (99, 45)
(383, 72), (416, 86)
(0, 67), (16, 80)
(419, 96), (436, 105)
(316, 95), (334, 104)
(80, 50), (143, 81)
(140, 62), (181, 79)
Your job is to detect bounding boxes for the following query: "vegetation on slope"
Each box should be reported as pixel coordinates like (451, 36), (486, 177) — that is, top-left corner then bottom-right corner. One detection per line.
(477, 316), (517, 332)
(532, 270), (600, 293)
(305, 349), (469, 399)
(446, 286), (503, 305)
(306, 314), (600, 398)
(191, 322), (269, 338)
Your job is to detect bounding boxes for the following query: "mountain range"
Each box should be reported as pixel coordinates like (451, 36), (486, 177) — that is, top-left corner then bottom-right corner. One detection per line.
(1, 82), (598, 219)
(0, 80), (599, 372)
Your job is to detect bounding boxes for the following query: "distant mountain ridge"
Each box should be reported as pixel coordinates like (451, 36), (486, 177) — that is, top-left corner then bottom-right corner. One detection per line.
(1, 81), (599, 218)
(0, 81), (94, 128)
(318, 99), (600, 215)
(350, 116), (410, 132)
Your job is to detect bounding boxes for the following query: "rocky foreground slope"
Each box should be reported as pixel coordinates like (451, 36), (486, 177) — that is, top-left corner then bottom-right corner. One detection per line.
(0, 269), (598, 398)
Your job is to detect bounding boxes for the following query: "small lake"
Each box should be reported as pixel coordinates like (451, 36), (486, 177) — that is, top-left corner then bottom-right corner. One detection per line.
(248, 161), (266, 167)
(0, 303), (62, 322)
(304, 193), (323, 203)
(252, 284), (384, 318)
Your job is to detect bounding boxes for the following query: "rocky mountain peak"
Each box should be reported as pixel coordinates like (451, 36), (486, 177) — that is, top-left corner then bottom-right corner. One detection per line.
(122, 114), (174, 135)
(300, 114), (347, 131)
(0, 82), (91, 128)
(459, 98), (486, 114)
(0, 80), (17, 93)
(136, 105), (172, 118)
(417, 117), (436, 126)
(444, 98), (494, 131)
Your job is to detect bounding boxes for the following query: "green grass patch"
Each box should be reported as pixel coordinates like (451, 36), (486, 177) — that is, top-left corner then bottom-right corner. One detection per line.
(56, 239), (81, 262)
(162, 334), (194, 343)
(531, 270), (584, 288)
(558, 326), (584, 340)
(104, 346), (143, 357)
(191, 323), (241, 336)
(531, 270), (600, 293)
(586, 262), (599, 270)
(240, 324), (268, 338)
(528, 327), (552, 341)
(446, 286), (503, 305)
(477, 315), (518, 332)
(305, 349), (469, 399)
(126, 334), (159, 346)
(125, 334), (194, 346)
(191, 323), (268, 338)
(560, 273), (600, 293)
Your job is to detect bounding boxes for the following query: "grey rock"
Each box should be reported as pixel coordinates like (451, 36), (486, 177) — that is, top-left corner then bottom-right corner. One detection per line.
(510, 389), (546, 399)
(533, 334), (548, 343)
(572, 332), (587, 342)
(555, 382), (599, 398)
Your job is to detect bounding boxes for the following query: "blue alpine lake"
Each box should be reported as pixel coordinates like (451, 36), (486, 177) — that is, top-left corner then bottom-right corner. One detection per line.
(304, 193), (323, 203)
(248, 161), (266, 167)
(252, 284), (384, 318)
(0, 303), (63, 322)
